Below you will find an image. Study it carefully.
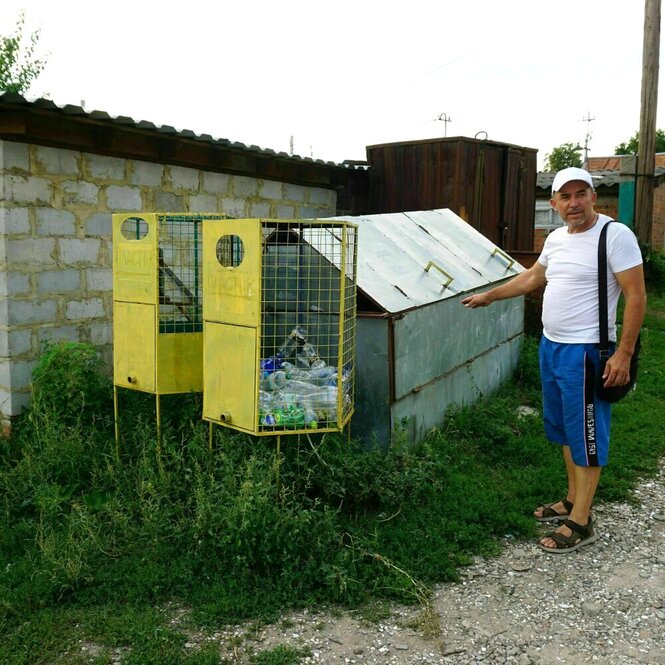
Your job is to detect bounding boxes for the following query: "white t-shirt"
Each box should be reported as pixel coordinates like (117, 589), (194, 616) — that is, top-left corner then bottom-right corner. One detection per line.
(537, 215), (642, 343)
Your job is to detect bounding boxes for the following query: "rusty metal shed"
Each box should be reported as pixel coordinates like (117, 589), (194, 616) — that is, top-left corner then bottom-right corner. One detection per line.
(325, 208), (526, 445)
(366, 137), (537, 252)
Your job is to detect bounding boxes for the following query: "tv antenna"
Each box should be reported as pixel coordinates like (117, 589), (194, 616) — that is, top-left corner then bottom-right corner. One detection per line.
(580, 111), (595, 163)
(435, 112), (452, 137)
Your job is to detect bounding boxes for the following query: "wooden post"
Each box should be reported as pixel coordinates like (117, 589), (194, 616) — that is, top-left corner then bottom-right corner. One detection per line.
(635, 0), (661, 245)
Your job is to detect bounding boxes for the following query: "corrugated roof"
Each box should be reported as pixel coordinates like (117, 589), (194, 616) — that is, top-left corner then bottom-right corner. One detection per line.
(0, 91), (364, 170)
(321, 209), (524, 314)
(537, 167), (665, 191)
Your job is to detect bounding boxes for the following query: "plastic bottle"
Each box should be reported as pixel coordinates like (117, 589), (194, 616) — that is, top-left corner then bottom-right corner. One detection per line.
(296, 341), (326, 369)
(277, 326), (308, 360)
(265, 370), (287, 391)
(260, 405), (318, 430)
(258, 390), (274, 411)
(281, 380), (319, 397)
(273, 391), (302, 410)
(283, 364), (337, 386)
(308, 385), (339, 422)
(277, 406), (306, 429)
(260, 354), (284, 373)
(260, 410), (281, 427)
(302, 400), (319, 429)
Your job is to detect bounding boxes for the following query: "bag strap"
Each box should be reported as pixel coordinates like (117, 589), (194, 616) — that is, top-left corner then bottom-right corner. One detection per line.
(597, 220), (613, 352)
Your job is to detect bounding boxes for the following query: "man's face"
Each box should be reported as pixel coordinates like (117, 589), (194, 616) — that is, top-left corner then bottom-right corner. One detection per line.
(550, 180), (597, 231)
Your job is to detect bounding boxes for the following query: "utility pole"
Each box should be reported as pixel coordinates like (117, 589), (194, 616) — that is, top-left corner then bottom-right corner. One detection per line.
(635, 0), (661, 245)
(580, 111), (595, 164)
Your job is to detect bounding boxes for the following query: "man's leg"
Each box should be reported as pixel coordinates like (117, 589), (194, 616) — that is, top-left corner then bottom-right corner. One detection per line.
(562, 445), (577, 504)
(533, 445), (577, 518)
(540, 463), (601, 548)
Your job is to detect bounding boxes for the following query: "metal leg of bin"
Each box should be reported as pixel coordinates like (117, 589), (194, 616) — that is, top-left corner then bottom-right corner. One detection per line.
(208, 421), (213, 451)
(155, 393), (162, 468)
(113, 385), (120, 459)
(275, 434), (281, 496)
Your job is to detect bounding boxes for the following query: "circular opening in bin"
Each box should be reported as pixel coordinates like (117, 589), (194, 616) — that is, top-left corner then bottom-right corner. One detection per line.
(120, 217), (149, 240)
(216, 235), (245, 267)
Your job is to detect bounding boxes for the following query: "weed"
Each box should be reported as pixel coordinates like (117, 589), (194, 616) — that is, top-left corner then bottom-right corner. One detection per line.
(28, 340), (112, 428)
(0, 302), (664, 662)
(248, 645), (311, 665)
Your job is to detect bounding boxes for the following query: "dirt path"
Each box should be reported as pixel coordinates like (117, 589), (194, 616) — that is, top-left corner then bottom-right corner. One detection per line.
(190, 465), (665, 664)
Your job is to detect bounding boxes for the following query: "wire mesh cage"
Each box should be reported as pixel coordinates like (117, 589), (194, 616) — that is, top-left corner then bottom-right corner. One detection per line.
(202, 218), (358, 436)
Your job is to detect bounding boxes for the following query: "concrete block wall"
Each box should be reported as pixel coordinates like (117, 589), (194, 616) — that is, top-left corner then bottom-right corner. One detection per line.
(0, 139), (337, 423)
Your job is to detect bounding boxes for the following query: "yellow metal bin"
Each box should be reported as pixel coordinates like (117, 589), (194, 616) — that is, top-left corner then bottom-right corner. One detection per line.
(112, 212), (228, 441)
(202, 218), (358, 437)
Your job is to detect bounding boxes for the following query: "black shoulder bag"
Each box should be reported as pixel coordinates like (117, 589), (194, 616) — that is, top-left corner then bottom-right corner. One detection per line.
(596, 221), (641, 402)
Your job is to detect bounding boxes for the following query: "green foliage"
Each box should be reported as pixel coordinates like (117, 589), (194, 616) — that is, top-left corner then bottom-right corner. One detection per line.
(0, 11), (48, 94)
(1, 301), (665, 662)
(27, 340), (112, 427)
(615, 128), (665, 155)
(642, 246), (665, 294)
(249, 645), (311, 665)
(543, 142), (582, 172)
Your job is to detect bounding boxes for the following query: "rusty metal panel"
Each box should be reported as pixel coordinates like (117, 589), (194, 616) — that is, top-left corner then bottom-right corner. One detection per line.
(391, 333), (523, 443)
(393, 294), (524, 401)
(351, 317), (392, 446)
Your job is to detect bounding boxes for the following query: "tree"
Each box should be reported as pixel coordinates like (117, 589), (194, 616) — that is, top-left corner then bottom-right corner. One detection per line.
(0, 11), (48, 94)
(543, 143), (583, 172)
(615, 129), (665, 155)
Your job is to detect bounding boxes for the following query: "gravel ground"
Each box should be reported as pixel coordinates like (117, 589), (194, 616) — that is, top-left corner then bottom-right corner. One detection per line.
(164, 463), (665, 665)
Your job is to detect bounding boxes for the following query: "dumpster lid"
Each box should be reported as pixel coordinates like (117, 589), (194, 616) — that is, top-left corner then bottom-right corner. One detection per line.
(315, 208), (524, 314)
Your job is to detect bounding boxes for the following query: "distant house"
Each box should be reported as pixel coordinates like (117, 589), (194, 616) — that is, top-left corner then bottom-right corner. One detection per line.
(535, 158), (665, 252)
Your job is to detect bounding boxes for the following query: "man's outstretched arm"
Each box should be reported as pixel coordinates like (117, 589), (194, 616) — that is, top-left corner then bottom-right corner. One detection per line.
(461, 261), (547, 308)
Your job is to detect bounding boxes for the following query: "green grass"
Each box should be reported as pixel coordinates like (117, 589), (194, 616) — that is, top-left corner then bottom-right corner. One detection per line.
(1, 295), (664, 663)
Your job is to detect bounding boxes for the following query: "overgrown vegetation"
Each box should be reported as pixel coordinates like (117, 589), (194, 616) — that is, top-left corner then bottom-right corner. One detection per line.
(1, 295), (664, 663)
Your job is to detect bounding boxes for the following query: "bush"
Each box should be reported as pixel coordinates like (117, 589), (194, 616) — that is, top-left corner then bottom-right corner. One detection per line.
(27, 340), (112, 427)
(643, 246), (665, 294)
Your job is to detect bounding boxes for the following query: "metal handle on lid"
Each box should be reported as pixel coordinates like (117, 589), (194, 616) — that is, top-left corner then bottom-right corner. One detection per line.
(491, 248), (515, 270)
(424, 260), (454, 288)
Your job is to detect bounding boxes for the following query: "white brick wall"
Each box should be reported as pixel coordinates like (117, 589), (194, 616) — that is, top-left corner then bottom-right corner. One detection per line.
(7, 300), (58, 326)
(65, 298), (105, 320)
(106, 186), (142, 210)
(62, 180), (100, 205)
(88, 154), (126, 180)
(0, 207), (30, 234)
(0, 137), (338, 423)
(130, 161), (163, 187)
(36, 208), (77, 236)
(36, 269), (80, 294)
(59, 238), (102, 265)
(6, 175), (51, 203)
(35, 145), (79, 175)
(4, 238), (56, 266)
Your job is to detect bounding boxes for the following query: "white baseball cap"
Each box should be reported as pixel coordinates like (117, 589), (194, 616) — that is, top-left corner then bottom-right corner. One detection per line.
(551, 167), (594, 193)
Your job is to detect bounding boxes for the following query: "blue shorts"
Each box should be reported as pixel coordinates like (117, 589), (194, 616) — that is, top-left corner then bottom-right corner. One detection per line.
(539, 336), (612, 467)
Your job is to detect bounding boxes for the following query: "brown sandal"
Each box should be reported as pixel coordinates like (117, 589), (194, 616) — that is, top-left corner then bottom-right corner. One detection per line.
(538, 518), (598, 554)
(534, 498), (573, 523)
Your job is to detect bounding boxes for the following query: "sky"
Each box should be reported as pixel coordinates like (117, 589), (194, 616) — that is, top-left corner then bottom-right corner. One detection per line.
(1, 1), (661, 170)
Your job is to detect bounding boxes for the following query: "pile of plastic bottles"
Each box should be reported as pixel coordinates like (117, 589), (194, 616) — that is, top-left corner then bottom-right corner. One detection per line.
(258, 326), (351, 430)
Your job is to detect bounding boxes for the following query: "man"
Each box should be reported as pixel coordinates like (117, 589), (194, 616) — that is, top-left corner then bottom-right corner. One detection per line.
(461, 167), (646, 553)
